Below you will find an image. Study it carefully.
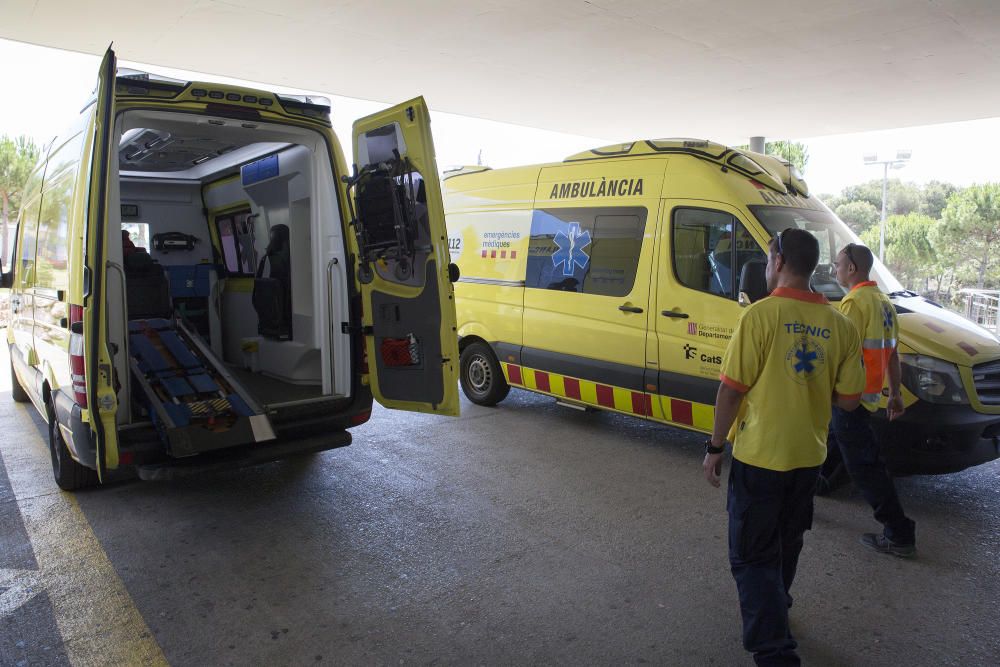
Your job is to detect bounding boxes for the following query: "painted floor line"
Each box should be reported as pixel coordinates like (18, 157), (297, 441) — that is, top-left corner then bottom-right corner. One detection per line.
(1, 398), (168, 667)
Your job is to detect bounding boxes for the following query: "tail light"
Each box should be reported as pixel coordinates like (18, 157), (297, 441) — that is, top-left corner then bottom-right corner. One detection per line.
(68, 304), (87, 407)
(350, 409), (372, 426)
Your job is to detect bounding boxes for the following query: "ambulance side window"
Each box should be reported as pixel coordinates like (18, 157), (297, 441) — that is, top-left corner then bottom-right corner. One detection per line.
(16, 162), (46, 288)
(216, 210), (257, 276)
(672, 208), (764, 300)
(525, 206), (647, 297)
(36, 132), (85, 293)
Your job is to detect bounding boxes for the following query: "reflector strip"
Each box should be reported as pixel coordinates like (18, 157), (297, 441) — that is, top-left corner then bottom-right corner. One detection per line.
(501, 362), (713, 432)
(535, 371), (550, 393)
(670, 399), (693, 426)
(596, 384), (614, 408)
(564, 377), (581, 400)
(507, 364), (523, 385)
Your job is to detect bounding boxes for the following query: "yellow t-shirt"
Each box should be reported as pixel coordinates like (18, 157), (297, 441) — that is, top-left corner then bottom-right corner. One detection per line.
(720, 287), (865, 471)
(838, 281), (899, 411)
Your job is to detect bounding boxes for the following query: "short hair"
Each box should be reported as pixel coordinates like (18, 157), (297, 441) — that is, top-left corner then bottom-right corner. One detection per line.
(842, 243), (874, 275)
(770, 227), (820, 277)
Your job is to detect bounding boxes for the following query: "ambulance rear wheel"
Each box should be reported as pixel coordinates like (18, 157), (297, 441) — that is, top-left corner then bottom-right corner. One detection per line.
(460, 342), (510, 406)
(10, 358), (29, 403)
(48, 406), (98, 491)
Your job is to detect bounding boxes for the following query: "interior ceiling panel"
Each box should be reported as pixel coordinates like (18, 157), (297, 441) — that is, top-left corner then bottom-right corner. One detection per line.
(2, 0), (998, 142)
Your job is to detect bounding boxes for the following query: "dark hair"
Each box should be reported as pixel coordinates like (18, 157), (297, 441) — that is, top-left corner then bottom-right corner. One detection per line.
(842, 242), (874, 275)
(770, 228), (820, 277)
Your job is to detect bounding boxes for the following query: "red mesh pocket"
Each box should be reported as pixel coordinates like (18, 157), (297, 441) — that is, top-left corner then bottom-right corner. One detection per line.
(380, 335), (419, 367)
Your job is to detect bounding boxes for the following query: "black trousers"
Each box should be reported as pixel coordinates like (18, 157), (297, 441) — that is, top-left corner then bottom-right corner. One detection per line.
(824, 406), (916, 545)
(728, 458), (819, 667)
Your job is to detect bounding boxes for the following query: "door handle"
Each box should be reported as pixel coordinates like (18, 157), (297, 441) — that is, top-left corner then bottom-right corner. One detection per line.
(618, 304), (644, 313)
(661, 310), (690, 319)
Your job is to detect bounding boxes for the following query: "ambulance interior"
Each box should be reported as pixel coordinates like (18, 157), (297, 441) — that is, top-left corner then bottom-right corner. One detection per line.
(106, 109), (352, 428)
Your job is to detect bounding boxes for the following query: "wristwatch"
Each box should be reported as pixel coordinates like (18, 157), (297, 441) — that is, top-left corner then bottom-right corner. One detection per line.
(705, 438), (726, 455)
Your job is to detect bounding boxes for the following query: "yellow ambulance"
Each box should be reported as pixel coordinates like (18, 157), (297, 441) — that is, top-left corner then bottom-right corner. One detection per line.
(2, 48), (459, 489)
(443, 139), (1000, 475)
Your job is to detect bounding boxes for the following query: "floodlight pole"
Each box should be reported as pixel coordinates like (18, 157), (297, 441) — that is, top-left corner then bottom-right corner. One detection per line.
(863, 150), (911, 262)
(880, 162), (888, 262)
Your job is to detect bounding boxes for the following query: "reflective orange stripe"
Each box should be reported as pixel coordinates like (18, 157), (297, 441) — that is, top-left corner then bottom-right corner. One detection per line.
(862, 347), (892, 394)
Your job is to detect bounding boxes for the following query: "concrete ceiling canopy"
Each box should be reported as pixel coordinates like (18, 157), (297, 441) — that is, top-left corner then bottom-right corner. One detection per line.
(1, 0), (998, 141)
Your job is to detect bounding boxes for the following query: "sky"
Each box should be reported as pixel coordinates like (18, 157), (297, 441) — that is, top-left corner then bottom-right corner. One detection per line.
(2, 38), (999, 196)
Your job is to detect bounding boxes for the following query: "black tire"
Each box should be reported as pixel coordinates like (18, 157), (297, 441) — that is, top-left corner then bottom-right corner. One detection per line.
(48, 407), (98, 491)
(10, 358), (29, 403)
(460, 341), (510, 406)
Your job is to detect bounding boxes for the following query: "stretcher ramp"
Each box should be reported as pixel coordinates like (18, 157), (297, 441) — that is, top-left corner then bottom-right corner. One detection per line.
(128, 317), (275, 457)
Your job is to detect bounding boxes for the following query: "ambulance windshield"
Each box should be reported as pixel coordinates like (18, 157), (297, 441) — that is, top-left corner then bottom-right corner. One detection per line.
(748, 205), (905, 301)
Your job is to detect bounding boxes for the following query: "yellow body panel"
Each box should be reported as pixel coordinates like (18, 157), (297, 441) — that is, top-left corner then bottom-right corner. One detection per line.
(445, 141), (1000, 449)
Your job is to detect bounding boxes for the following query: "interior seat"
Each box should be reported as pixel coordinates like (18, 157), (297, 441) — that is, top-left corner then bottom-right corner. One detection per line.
(124, 249), (172, 320)
(252, 224), (292, 340)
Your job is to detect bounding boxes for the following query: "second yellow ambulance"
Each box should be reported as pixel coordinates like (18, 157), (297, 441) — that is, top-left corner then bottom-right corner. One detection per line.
(443, 139), (1000, 475)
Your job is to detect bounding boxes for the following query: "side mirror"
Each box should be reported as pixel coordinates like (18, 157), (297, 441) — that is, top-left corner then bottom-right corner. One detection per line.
(738, 261), (768, 304)
(448, 262), (460, 284)
(0, 257), (12, 289)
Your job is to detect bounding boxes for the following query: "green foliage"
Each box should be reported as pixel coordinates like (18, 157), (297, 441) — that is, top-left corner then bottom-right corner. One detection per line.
(933, 184), (1000, 289)
(838, 179), (922, 217)
(823, 177), (998, 304)
(736, 140), (809, 173)
(1, 134), (41, 263)
(919, 180), (959, 220)
(835, 200), (880, 234)
(861, 213), (937, 290)
(763, 141), (809, 173)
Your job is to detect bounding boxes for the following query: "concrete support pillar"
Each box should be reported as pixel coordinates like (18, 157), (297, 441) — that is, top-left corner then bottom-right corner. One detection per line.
(749, 136), (765, 153)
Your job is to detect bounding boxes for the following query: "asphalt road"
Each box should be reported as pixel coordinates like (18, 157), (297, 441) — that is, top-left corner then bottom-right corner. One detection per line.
(2, 345), (998, 665)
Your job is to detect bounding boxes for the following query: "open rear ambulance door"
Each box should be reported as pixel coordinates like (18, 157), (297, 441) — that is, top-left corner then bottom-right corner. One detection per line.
(86, 47), (121, 478)
(348, 97), (460, 416)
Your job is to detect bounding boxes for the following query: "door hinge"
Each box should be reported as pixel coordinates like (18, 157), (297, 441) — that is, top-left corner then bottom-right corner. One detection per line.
(341, 322), (374, 336)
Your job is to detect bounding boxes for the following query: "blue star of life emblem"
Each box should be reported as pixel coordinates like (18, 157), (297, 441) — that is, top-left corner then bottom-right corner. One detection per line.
(882, 304), (894, 332)
(552, 222), (592, 277)
(784, 336), (825, 384)
(794, 342), (817, 373)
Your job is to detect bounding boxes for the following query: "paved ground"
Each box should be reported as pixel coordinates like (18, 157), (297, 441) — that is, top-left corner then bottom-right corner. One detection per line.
(1, 340), (999, 666)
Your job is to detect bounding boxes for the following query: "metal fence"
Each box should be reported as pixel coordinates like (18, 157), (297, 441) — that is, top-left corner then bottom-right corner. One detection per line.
(960, 289), (1000, 335)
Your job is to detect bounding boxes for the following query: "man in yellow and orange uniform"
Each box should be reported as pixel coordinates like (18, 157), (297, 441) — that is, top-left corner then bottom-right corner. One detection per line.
(703, 228), (864, 666)
(821, 243), (916, 557)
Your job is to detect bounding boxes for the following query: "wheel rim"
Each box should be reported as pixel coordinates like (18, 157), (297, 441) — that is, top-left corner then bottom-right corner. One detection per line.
(467, 354), (492, 395)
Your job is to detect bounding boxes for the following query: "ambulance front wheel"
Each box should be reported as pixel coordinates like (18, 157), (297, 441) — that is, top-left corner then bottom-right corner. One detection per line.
(460, 342), (510, 406)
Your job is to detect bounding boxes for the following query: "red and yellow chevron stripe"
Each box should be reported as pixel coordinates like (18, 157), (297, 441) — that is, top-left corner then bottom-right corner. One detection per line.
(502, 362), (714, 432)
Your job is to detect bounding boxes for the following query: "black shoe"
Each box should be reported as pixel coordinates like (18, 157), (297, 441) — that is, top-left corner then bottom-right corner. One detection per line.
(860, 533), (916, 558)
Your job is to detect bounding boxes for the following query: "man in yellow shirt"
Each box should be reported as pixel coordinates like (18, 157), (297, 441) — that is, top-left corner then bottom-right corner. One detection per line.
(703, 228), (864, 666)
(821, 243), (916, 556)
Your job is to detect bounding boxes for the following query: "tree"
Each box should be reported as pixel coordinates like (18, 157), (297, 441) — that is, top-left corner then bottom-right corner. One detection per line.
(835, 200), (880, 234)
(933, 184), (1000, 289)
(845, 178), (922, 217)
(919, 180), (959, 220)
(764, 140), (809, 174)
(737, 140), (809, 173)
(0, 135), (41, 264)
(861, 213), (937, 292)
